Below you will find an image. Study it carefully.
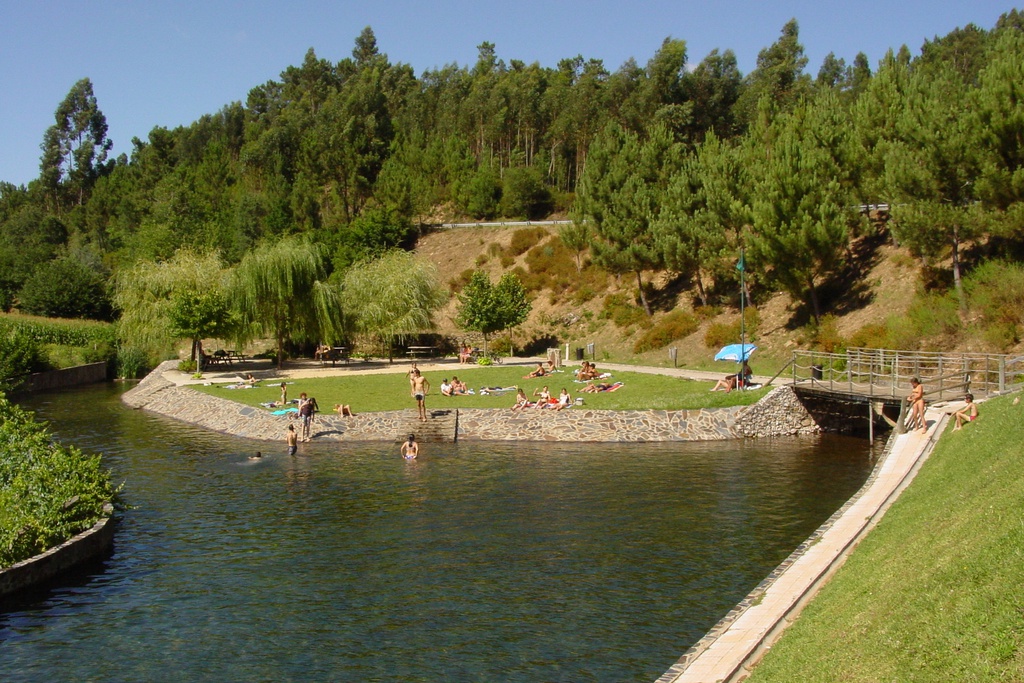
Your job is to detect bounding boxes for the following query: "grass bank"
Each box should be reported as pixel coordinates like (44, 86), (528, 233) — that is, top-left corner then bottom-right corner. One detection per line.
(747, 393), (1024, 682)
(191, 365), (769, 413)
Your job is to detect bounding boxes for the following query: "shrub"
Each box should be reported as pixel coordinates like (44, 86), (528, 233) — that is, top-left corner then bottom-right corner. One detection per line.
(0, 327), (51, 390)
(178, 359), (198, 373)
(801, 314), (845, 353)
(508, 227), (549, 257)
(703, 308), (759, 348)
(448, 268), (476, 293)
(601, 293), (648, 329)
(965, 260), (1024, 349)
(634, 310), (700, 353)
(849, 323), (890, 349)
(116, 346), (148, 379)
(907, 292), (961, 340)
(489, 336), (512, 356)
(0, 396), (116, 568)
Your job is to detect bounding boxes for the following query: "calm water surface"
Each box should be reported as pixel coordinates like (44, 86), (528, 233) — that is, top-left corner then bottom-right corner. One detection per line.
(1, 384), (874, 682)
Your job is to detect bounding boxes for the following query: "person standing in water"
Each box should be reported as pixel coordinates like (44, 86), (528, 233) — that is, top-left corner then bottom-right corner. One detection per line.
(286, 424), (298, 456)
(401, 434), (419, 459)
(410, 368), (430, 422)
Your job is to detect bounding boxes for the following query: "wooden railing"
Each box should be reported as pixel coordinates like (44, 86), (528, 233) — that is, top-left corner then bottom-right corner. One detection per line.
(791, 348), (1024, 402)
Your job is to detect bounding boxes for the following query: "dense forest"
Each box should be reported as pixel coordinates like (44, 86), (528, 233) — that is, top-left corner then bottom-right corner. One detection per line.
(2, 11), (1024, 369)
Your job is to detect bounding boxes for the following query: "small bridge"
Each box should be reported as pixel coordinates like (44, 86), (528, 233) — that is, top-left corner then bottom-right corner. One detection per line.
(784, 348), (1024, 437)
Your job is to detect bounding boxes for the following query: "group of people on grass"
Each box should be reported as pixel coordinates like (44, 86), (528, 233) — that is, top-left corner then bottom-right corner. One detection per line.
(512, 386), (573, 411)
(440, 376), (471, 396)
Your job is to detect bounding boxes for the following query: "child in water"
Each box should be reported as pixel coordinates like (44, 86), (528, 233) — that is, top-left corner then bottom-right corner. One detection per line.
(401, 434), (419, 460)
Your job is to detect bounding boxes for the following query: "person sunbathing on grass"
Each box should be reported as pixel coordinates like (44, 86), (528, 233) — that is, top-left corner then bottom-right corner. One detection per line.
(576, 361), (599, 381)
(512, 388), (532, 411)
(524, 363), (547, 379)
(580, 381), (623, 393)
(554, 388), (572, 411)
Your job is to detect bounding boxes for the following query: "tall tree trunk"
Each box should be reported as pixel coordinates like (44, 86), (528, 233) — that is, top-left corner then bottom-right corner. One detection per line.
(695, 270), (709, 307)
(808, 279), (821, 324)
(636, 271), (652, 316)
(951, 224), (966, 317)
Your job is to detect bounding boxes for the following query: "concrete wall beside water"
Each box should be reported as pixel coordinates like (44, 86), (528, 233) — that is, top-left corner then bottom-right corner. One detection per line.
(20, 362), (109, 393)
(0, 506), (114, 599)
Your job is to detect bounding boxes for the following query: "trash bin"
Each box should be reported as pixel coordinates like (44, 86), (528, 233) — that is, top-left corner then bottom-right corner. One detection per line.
(575, 347), (584, 361)
(811, 364), (823, 380)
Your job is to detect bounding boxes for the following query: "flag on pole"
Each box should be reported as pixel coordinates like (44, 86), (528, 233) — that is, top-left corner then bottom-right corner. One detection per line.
(736, 252), (745, 272)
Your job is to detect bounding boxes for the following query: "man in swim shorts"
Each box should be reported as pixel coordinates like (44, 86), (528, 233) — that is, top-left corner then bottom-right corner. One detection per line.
(410, 368), (430, 422)
(286, 424), (298, 456)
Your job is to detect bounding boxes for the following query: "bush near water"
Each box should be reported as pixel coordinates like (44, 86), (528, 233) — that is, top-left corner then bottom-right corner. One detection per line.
(0, 395), (116, 569)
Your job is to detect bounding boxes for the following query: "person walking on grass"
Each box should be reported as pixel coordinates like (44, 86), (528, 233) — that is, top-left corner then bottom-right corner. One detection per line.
(410, 368), (430, 422)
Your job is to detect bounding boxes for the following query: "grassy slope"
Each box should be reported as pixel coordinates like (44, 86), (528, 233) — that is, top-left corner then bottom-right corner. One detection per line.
(747, 393), (1024, 682)
(191, 366), (769, 413)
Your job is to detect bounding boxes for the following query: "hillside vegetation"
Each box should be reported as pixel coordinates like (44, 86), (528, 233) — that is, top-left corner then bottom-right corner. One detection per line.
(2, 12), (1024, 377)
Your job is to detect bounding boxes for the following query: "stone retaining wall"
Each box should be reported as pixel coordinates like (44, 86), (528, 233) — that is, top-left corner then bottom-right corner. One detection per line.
(0, 505), (115, 599)
(735, 385), (822, 437)
(124, 365), (831, 443)
(457, 406), (745, 442)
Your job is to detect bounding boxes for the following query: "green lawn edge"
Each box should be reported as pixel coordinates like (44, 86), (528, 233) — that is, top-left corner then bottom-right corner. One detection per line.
(746, 392), (1024, 682)
(191, 365), (768, 413)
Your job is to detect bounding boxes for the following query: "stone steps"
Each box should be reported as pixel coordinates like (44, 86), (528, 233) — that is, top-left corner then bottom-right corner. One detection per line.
(399, 408), (458, 442)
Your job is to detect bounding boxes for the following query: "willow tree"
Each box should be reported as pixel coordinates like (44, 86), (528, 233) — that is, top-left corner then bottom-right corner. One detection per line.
(229, 237), (342, 369)
(341, 250), (446, 362)
(113, 249), (232, 364)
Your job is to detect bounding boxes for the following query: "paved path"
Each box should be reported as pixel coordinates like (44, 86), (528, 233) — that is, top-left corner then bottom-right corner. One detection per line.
(656, 406), (951, 682)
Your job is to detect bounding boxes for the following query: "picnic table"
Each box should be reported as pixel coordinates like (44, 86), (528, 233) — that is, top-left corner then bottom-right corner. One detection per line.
(407, 346), (437, 360)
(204, 349), (242, 367)
(317, 346), (349, 366)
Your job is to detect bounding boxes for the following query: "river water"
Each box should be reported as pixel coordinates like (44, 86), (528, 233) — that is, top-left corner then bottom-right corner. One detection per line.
(0, 384), (874, 682)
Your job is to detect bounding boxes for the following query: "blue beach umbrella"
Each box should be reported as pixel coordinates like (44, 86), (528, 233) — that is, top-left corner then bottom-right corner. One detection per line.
(714, 343), (757, 362)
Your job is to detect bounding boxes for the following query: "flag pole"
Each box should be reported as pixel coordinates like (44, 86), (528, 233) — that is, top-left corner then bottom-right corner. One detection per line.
(738, 247), (746, 370)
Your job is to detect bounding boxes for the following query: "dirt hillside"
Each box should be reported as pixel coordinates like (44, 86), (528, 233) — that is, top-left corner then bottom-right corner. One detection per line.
(413, 225), (920, 372)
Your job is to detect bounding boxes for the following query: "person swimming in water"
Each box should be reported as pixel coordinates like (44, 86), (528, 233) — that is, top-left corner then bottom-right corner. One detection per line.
(401, 434), (419, 459)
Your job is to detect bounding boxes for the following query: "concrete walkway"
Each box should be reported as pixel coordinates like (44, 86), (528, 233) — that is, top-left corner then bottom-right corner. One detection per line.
(656, 406), (950, 682)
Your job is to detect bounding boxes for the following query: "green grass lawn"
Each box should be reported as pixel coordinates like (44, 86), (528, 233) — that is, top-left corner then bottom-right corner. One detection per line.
(746, 392), (1024, 682)
(191, 365), (769, 413)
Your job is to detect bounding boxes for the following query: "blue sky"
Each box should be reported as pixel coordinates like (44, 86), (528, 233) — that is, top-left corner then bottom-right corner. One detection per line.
(0, 1), (1016, 187)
